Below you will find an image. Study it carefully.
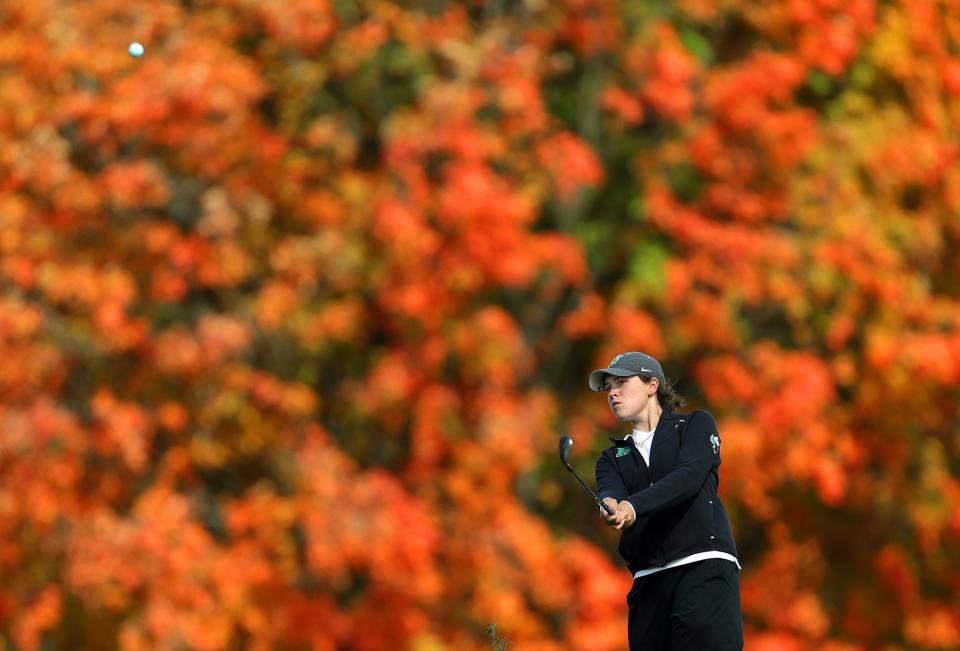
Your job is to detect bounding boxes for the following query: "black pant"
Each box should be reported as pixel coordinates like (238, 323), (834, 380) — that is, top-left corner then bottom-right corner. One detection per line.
(626, 559), (743, 650)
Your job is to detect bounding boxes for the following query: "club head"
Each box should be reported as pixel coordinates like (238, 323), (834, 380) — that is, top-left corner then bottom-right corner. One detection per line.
(558, 436), (574, 468)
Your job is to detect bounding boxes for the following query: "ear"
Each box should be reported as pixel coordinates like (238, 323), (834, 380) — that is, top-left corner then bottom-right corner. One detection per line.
(648, 378), (659, 394)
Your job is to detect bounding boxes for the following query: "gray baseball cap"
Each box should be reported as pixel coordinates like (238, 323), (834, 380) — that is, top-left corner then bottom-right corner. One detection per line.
(588, 351), (666, 391)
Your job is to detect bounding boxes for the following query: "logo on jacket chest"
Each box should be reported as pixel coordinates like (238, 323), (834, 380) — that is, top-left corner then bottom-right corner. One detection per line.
(710, 434), (720, 454)
(616, 447), (630, 458)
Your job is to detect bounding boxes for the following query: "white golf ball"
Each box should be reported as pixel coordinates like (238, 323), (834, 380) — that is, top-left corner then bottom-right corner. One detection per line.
(128, 42), (144, 58)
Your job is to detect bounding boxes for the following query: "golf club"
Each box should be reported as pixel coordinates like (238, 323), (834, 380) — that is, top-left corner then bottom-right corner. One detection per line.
(558, 436), (615, 515)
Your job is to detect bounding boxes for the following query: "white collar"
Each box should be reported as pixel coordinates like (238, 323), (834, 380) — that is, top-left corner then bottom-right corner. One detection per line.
(630, 428), (655, 447)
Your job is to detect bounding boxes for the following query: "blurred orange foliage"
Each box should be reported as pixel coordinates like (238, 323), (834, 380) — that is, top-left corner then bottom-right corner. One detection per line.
(3, 0), (960, 649)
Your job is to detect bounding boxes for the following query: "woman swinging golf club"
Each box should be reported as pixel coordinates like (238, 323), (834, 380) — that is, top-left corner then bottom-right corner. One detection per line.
(589, 351), (743, 650)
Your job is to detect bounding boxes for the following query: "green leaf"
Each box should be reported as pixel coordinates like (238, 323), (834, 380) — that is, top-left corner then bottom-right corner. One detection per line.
(679, 26), (714, 65)
(628, 241), (670, 294)
(807, 70), (832, 96)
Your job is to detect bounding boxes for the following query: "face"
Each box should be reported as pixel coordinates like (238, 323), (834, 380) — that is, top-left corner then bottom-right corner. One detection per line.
(602, 375), (658, 424)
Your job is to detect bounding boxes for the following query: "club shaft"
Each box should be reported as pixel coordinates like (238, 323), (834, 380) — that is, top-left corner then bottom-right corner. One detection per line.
(564, 465), (615, 515)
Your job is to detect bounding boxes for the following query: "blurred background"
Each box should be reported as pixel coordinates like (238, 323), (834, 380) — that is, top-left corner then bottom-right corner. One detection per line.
(3, 0), (960, 649)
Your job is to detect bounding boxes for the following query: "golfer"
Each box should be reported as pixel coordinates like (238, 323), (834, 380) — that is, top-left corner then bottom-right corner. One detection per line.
(589, 351), (743, 650)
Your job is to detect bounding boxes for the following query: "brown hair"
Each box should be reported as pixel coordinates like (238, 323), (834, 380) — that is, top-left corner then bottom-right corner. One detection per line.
(640, 375), (686, 411)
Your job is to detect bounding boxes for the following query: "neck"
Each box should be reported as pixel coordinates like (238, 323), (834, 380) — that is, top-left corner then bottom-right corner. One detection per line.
(633, 403), (663, 432)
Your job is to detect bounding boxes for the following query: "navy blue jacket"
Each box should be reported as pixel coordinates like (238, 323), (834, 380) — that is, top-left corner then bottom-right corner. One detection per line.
(595, 409), (738, 574)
